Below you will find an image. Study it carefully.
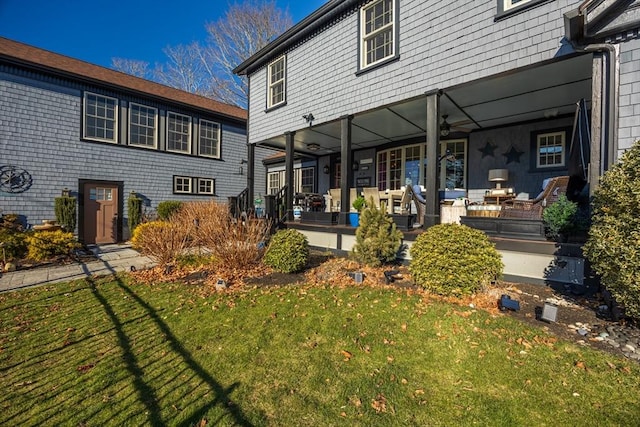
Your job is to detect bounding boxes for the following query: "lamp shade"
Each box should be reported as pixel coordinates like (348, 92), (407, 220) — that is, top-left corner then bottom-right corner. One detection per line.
(488, 169), (509, 182)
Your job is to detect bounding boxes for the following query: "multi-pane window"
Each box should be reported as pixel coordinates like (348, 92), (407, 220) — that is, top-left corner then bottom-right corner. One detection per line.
(377, 142), (468, 191)
(361, 0), (395, 69)
(129, 103), (157, 148)
(267, 171), (281, 195)
(167, 112), (191, 153)
(441, 140), (466, 189)
(199, 119), (220, 158)
(198, 178), (215, 195)
(301, 167), (315, 193)
(503, 0), (532, 11)
(267, 56), (286, 109)
(89, 187), (113, 201)
(537, 131), (565, 168)
(83, 92), (118, 142)
(174, 176), (192, 194)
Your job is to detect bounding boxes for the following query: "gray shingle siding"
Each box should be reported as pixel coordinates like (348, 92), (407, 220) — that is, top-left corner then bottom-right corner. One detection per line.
(618, 38), (640, 152)
(0, 68), (249, 233)
(248, 0), (579, 144)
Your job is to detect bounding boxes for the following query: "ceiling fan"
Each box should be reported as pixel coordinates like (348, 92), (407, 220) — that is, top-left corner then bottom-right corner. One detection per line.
(440, 115), (473, 136)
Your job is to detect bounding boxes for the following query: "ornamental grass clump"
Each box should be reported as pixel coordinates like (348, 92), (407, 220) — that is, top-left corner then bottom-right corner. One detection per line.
(130, 221), (190, 266)
(584, 140), (640, 320)
(351, 201), (403, 267)
(263, 229), (309, 273)
(174, 201), (270, 269)
(409, 223), (503, 296)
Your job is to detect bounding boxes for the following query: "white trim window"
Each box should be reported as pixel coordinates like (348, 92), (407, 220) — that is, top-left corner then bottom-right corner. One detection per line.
(199, 119), (220, 158)
(167, 112), (191, 154)
(503, 0), (533, 11)
(173, 176), (192, 194)
(361, 0), (395, 69)
(267, 171), (282, 195)
(83, 92), (118, 143)
(537, 131), (565, 168)
(197, 178), (215, 195)
(267, 56), (286, 109)
(129, 103), (157, 148)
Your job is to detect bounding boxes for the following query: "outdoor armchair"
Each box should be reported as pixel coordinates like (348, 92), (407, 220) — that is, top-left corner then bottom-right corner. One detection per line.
(499, 175), (569, 220)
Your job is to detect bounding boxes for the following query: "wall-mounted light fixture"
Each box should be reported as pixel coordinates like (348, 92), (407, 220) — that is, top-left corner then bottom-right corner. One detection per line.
(323, 165), (330, 174)
(352, 160), (359, 171)
(302, 113), (315, 126)
(238, 159), (248, 175)
(61, 187), (70, 197)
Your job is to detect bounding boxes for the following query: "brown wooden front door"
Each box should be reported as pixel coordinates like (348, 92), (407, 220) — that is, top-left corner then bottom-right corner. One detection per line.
(83, 184), (119, 244)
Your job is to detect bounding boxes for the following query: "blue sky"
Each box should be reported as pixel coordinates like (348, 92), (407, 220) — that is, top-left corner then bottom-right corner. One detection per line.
(0, 0), (326, 68)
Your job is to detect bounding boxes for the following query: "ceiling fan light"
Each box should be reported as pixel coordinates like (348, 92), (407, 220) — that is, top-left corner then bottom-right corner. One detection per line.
(440, 115), (451, 137)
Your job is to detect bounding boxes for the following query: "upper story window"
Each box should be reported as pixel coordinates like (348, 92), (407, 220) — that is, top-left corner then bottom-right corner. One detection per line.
(536, 131), (565, 168)
(360, 0), (396, 70)
(167, 112), (191, 154)
(497, 0), (548, 17)
(83, 92), (118, 143)
(199, 119), (220, 158)
(267, 56), (286, 109)
(504, 0), (531, 10)
(129, 103), (157, 148)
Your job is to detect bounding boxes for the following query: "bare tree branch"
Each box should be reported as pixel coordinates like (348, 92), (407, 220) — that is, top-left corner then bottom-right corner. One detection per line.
(109, 0), (291, 108)
(202, 0), (292, 107)
(110, 58), (150, 78)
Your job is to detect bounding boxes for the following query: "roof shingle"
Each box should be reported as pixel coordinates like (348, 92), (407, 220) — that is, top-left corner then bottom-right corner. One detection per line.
(0, 37), (247, 122)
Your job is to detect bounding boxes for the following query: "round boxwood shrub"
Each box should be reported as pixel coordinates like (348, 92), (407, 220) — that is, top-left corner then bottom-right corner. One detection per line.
(584, 140), (640, 320)
(263, 229), (309, 273)
(409, 223), (503, 296)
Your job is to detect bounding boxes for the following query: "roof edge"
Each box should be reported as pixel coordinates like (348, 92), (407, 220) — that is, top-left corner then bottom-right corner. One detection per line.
(233, 0), (361, 76)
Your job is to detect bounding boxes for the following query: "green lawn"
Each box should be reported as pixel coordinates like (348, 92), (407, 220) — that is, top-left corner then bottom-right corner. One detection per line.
(1, 275), (638, 426)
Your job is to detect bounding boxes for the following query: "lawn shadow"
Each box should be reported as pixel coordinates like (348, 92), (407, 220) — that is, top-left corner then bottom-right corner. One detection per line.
(81, 258), (255, 426)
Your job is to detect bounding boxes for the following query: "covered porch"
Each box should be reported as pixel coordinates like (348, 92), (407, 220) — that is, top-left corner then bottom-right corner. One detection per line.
(243, 50), (615, 285)
(248, 51), (606, 228)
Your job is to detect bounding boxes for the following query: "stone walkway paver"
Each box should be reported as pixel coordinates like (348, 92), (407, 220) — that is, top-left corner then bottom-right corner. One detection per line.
(0, 244), (156, 292)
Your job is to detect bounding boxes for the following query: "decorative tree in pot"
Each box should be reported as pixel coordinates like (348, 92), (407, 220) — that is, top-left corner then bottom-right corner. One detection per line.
(349, 195), (366, 227)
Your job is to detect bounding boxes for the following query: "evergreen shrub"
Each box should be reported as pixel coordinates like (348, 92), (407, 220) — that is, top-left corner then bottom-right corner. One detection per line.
(54, 196), (77, 232)
(0, 228), (28, 261)
(584, 140), (640, 320)
(263, 229), (309, 273)
(128, 194), (143, 234)
(409, 223), (503, 296)
(157, 201), (184, 221)
(351, 202), (403, 267)
(25, 230), (80, 262)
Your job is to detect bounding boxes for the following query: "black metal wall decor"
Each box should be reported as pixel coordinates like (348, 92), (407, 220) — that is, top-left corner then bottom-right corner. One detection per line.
(478, 140), (497, 158)
(0, 165), (33, 193)
(502, 146), (524, 164)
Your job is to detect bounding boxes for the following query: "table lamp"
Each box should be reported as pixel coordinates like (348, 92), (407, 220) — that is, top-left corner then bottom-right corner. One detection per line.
(488, 169), (509, 189)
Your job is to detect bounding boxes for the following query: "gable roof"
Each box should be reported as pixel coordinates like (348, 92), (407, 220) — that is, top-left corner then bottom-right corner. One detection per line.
(234, 0), (362, 76)
(0, 37), (247, 122)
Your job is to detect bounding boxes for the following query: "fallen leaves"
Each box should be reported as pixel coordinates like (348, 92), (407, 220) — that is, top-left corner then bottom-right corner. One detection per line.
(341, 350), (353, 361)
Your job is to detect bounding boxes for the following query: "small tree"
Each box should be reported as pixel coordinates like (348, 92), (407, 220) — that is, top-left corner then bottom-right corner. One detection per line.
(54, 195), (77, 232)
(128, 193), (143, 235)
(584, 140), (640, 320)
(351, 203), (403, 267)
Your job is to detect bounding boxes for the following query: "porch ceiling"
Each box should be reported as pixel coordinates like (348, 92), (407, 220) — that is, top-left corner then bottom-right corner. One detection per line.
(261, 53), (593, 156)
